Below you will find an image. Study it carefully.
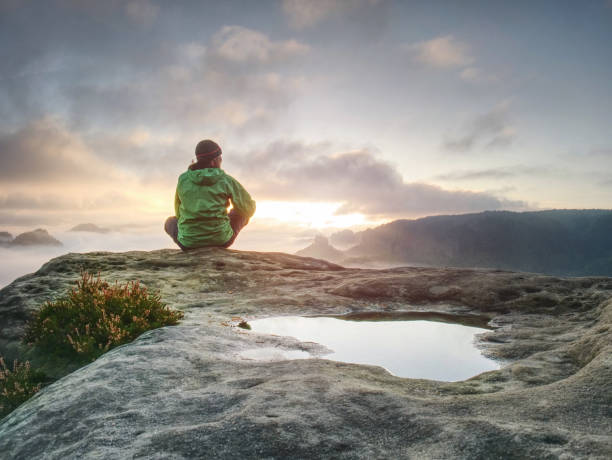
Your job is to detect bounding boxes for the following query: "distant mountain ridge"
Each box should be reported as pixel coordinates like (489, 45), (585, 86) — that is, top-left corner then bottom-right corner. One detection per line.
(296, 235), (345, 262)
(0, 228), (63, 247)
(299, 210), (612, 276)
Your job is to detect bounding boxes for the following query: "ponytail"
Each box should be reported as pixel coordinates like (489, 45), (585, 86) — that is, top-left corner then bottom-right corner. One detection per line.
(188, 158), (216, 171)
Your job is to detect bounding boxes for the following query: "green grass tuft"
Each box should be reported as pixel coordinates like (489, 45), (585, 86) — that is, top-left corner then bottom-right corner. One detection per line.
(23, 272), (184, 362)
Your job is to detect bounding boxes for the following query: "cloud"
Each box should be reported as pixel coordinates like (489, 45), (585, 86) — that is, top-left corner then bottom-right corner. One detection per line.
(0, 19), (312, 187)
(0, 190), (138, 212)
(0, 188), (157, 228)
(82, 128), (185, 178)
(0, 118), (165, 228)
(409, 35), (473, 69)
(460, 66), (500, 84)
(587, 146), (612, 156)
(434, 166), (545, 181)
(406, 35), (498, 84)
(0, 211), (66, 227)
(176, 42), (207, 61)
(39, 25), (310, 168)
(282, 0), (344, 28)
(0, 6), (310, 137)
(459, 66), (497, 83)
(282, 0), (383, 29)
(233, 142), (528, 217)
(57, 0), (159, 26)
(63, 25), (308, 136)
(435, 169), (516, 181)
(0, 193), (76, 210)
(459, 67), (480, 81)
(124, 0), (159, 26)
(210, 25), (309, 64)
(443, 102), (516, 152)
(0, 0), (20, 12)
(0, 118), (119, 183)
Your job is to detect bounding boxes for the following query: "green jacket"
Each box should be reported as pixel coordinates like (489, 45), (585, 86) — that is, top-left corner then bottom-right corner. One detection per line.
(175, 168), (255, 248)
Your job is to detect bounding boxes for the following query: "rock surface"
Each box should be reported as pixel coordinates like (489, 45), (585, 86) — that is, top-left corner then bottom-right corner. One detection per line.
(0, 248), (611, 458)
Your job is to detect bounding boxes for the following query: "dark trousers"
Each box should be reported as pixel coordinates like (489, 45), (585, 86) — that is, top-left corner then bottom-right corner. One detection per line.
(164, 209), (249, 250)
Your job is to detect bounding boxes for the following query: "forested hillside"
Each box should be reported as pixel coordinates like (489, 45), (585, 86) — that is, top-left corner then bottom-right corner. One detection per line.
(345, 210), (612, 276)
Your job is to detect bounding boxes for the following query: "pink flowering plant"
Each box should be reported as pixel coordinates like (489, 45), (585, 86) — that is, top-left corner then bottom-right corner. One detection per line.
(24, 272), (183, 362)
(0, 356), (46, 418)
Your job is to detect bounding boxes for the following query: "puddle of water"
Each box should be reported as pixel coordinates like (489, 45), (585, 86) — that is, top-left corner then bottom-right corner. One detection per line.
(247, 313), (500, 381)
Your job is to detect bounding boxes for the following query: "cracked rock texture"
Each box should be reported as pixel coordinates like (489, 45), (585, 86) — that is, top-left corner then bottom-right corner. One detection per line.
(0, 248), (611, 458)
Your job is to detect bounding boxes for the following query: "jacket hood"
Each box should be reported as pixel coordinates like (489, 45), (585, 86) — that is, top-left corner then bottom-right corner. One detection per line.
(186, 168), (225, 185)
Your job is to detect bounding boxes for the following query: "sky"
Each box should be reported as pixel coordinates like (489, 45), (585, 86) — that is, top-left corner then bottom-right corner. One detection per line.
(1, 0), (611, 266)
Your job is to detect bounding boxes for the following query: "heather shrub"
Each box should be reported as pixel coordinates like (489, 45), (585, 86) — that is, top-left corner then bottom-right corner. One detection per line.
(0, 357), (46, 418)
(24, 272), (183, 362)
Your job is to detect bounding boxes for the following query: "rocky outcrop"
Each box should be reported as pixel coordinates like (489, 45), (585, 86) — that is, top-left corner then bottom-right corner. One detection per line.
(68, 223), (110, 233)
(0, 248), (611, 458)
(346, 209), (612, 276)
(0, 232), (12, 245)
(295, 235), (344, 262)
(330, 229), (359, 248)
(8, 229), (62, 247)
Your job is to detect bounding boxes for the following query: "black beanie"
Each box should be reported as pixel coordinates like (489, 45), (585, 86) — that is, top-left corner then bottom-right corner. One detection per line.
(195, 139), (222, 161)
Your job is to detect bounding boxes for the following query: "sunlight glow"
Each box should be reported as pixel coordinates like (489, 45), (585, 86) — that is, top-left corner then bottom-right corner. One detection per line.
(253, 201), (369, 229)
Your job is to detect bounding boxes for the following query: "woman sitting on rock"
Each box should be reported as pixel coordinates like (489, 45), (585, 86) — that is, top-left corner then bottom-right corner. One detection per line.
(164, 139), (255, 250)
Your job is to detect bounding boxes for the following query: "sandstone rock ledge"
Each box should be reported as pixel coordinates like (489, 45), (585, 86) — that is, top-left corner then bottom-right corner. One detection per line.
(0, 248), (611, 459)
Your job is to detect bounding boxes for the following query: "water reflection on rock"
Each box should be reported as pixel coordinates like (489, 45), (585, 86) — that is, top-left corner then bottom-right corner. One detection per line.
(248, 313), (499, 381)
